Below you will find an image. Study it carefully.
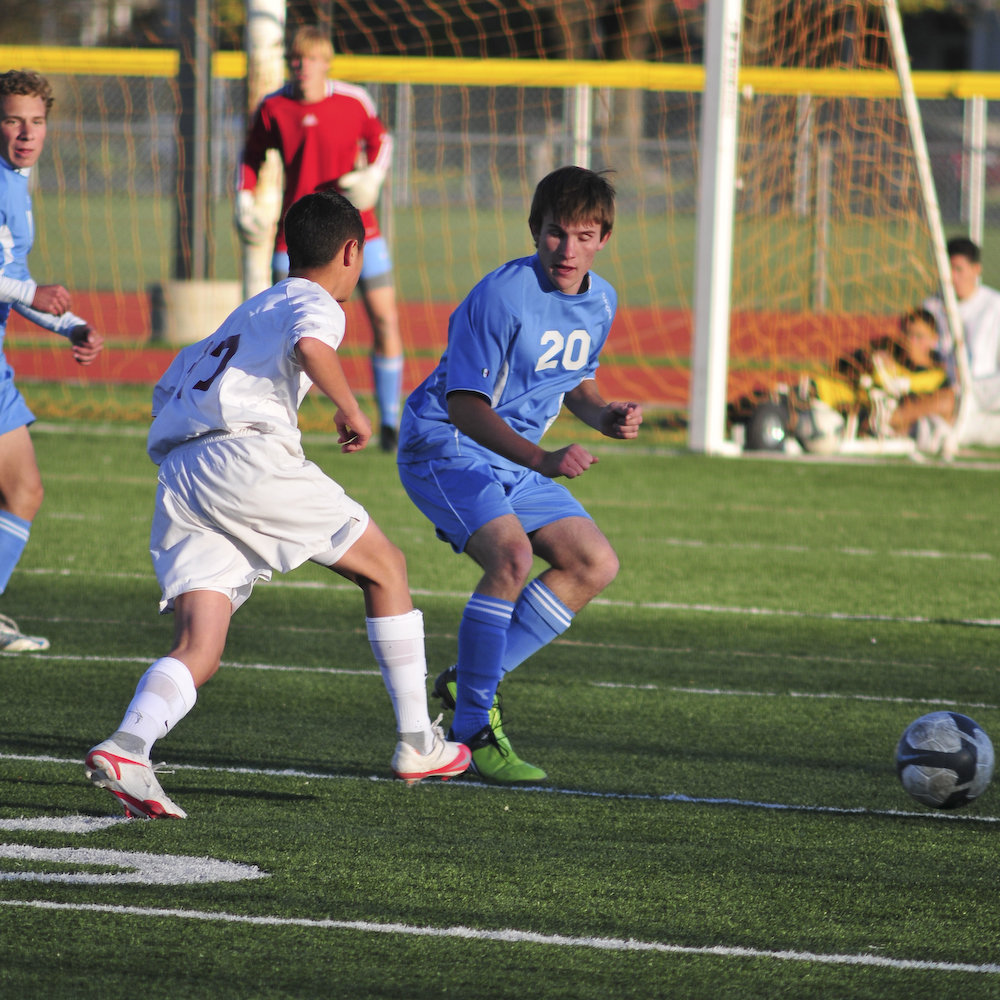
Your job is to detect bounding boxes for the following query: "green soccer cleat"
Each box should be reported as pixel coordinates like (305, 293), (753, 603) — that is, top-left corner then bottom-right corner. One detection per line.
(456, 723), (547, 785)
(433, 664), (509, 750)
(435, 665), (546, 783)
(431, 664), (462, 711)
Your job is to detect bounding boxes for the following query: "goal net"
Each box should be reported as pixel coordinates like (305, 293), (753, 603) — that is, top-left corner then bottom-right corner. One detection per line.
(0, 0), (954, 449)
(722, 0), (953, 454)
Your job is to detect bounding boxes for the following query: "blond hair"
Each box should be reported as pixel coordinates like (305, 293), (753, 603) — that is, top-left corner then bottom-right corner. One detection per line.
(288, 26), (333, 62)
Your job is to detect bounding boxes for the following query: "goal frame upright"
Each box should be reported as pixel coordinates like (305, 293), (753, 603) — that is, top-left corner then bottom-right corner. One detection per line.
(687, 0), (968, 456)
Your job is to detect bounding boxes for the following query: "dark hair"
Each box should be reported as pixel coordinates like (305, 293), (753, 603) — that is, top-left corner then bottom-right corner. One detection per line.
(946, 236), (980, 263)
(900, 306), (936, 332)
(0, 70), (54, 114)
(529, 166), (616, 239)
(284, 190), (364, 271)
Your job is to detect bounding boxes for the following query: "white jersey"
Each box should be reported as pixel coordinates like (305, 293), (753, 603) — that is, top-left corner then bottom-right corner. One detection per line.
(148, 278), (345, 464)
(925, 283), (1000, 410)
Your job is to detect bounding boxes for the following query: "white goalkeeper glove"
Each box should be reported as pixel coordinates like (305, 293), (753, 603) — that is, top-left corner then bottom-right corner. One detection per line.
(871, 352), (910, 398)
(337, 164), (386, 212)
(234, 190), (268, 244)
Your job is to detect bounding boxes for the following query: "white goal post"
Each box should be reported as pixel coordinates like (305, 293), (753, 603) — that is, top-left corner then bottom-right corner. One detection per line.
(241, 0), (287, 300)
(687, 0), (968, 456)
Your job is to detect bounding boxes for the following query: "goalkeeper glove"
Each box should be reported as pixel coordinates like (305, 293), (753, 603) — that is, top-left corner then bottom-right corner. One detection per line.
(337, 164), (386, 212)
(234, 190), (268, 244)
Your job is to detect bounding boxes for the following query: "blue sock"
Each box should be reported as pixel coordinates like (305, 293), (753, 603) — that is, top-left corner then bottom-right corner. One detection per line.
(0, 511), (30, 594)
(503, 579), (574, 675)
(452, 594), (514, 742)
(372, 354), (403, 428)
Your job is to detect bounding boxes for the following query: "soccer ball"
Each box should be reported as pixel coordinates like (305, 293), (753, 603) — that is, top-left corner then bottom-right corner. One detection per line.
(895, 711), (995, 809)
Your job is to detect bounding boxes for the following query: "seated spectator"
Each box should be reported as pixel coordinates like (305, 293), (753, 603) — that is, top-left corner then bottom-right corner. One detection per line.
(731, 307), (952, 453)
(923, 236), (1000, 455)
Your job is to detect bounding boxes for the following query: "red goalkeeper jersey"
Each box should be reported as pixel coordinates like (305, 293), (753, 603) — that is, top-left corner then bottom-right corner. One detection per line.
(238, 80), (390, 250)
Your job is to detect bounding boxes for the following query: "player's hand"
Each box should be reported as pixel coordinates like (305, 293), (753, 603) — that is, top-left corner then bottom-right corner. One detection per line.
(68, 325), (104, 366)
(539, 443), (597, 479)
(234, 190), (268, 244)
(32, 284), (72, 316)
(337, 165), (384, 212)
(335, 409), (373, 453)
(600, 401), (643, 439)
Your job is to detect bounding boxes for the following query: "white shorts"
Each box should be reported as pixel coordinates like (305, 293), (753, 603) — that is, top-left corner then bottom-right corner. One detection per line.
(150, 433), (369, 612)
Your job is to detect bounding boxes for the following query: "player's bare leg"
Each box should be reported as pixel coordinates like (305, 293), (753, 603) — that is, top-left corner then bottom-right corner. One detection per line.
(361, 282), (404, 451)
(84, 590), (229, 819)
(330, 520), (470, 782)
(0, 425), (48, 649)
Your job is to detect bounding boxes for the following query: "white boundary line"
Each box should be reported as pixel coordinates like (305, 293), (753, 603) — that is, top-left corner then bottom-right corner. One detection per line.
(0, 898), (997, 974)
(1, 751), (997, 824)
(9, 570), (1000, 630)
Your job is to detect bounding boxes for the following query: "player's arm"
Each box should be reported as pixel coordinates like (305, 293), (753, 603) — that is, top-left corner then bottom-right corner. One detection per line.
(446, 390), (597, 480)
(11, 301), (104, 365)
(564, 379), (643, 440)
(338, 114), (392, 213)
(0, 267), (71, 315)
(295, 336), (372, 452)
(234, 107), (271, 243)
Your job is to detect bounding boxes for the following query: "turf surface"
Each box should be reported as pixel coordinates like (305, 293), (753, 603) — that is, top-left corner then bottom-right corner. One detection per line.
(1, 414), (999, 999)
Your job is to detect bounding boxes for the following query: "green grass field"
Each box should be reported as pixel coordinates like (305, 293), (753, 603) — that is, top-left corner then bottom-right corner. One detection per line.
(28, 189), (1000, 315)
(2, 408), (1000, 999)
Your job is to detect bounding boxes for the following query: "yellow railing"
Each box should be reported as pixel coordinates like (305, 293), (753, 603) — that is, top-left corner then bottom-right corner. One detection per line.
(4, 45), (1000, 99)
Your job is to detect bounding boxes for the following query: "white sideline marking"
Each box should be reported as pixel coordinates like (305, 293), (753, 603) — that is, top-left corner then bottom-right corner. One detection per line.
(1, 751), (998, 824)
(0, 898), (997, 974)
(0, 815), (125, 833)
(592, 683), (999, 712)
(0, 845), (267, 885)
(14, 569), (1000, 629)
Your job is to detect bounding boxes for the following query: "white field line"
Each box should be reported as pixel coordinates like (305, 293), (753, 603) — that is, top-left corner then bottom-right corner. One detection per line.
(12, 566), (1000, 628)
(592, 683), (999, 712)
(3, 650), (993, 708)
(1, 751), (998, 825)
(0, 898), (997, 975)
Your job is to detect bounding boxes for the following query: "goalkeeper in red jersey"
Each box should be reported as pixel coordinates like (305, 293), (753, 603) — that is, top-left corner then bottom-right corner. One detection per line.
(236, 26), (403, 452)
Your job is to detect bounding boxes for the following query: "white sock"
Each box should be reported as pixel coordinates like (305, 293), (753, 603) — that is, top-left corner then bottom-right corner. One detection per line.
(366, 609), (433, 752)
(114, 656), (198, 757)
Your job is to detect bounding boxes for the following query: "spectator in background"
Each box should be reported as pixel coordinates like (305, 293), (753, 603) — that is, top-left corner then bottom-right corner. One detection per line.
(0, 69), (104, 651)
(236, 25), (404, 452)
(924, 236), (1000, 453)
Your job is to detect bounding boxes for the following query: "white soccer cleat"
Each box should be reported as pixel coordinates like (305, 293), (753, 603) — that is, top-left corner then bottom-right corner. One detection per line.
(391, 716), (471, 785)
(0, 613), (49, 652)
(84, 738), (187, 819)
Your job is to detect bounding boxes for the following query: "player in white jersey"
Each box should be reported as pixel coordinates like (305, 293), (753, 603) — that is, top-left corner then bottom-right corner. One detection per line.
(84, 190), (469, 819)
(397, 167), (643, 784)
(923, 236), (1000, 452)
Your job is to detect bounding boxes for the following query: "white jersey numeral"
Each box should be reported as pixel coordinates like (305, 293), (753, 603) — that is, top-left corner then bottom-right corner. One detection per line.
(536, 329), (591, 373)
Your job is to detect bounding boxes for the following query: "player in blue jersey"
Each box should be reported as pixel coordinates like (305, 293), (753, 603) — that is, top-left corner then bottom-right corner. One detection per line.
(0, 70), (104, 652)
(397, 166), (643, 784)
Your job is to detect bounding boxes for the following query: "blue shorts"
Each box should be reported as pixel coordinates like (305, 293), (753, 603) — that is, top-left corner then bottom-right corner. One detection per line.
(272, 236), (393, 284)
(398, 456), (591, 553)
(0, 361), (35, 435)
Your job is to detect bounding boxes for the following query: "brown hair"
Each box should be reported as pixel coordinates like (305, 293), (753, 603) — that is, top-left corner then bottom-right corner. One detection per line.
(529, 166), (616, 239)
(0, 70), (54, 115)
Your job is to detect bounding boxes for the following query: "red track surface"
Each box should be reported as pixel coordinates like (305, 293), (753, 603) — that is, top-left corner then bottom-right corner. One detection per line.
(7, 290), (897, 408)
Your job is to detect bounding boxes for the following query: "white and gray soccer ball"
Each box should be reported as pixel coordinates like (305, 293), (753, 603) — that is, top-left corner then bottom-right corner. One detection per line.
(895, 711), (994, 809)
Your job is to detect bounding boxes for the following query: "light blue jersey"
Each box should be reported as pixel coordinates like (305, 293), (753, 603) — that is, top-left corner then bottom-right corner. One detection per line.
(0, 158), (36, 342)
(397, 253), (617, 472)
(0, 158), (86, 350)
